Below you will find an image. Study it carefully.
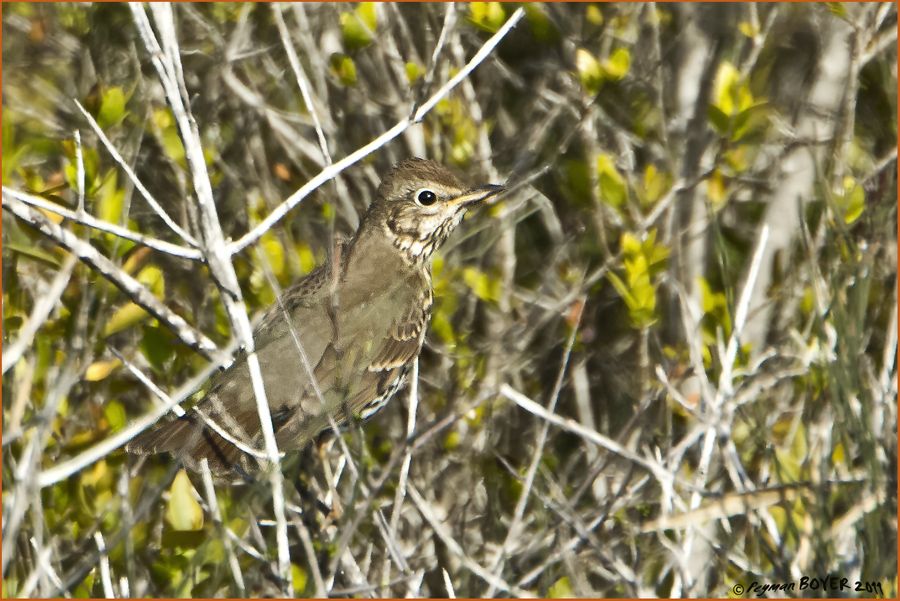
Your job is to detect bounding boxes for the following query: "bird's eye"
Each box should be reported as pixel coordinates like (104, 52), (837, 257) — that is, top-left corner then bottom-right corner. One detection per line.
(415, 189), (438, 206)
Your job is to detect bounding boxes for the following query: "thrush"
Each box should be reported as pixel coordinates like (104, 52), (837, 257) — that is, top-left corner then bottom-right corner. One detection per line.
(127, 158), (504, 476)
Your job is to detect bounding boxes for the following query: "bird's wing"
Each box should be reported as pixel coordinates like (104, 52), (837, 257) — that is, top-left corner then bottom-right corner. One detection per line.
(127, 258), (339, 473)
(369, 301), (428, 372)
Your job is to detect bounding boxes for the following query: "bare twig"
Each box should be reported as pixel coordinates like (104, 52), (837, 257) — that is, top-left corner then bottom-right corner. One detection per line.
(2, 255), (76, 374)
(72, 100), (198, 247)
(228, 7), (525, 255)
(2, 187), (203, 259)
(2, 196), (221, 360)
(133, 3), (292, 590)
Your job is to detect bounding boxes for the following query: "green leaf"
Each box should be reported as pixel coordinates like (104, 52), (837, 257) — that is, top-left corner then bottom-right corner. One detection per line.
(141, 324), (175, 370)
(596, 153), (627, 208)
(330, 53), (358, 86)
(732, 102), (769, 142)
(548, 576), (575, 598)
(575, 48), (603, 95)
(96, 170), (125, 225)
(98, 86), (127, 129)
(103, 303), (149, 337)
(103, 400), (127, 432)
(463, 267), (501, 303)
(707, 104), (731, 135)
(165, 470), (204, 531)
(524, 4), (558, 42)
(469, 2), (506, 33)
(340, 3), (377, 50)
(838, 175), (866, 224)
(603, 47), (630, 80)
(640, 164), (672, 207)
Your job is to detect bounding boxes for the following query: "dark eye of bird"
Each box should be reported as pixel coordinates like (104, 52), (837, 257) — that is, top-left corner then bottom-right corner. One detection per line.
(416, 189), (437, 206)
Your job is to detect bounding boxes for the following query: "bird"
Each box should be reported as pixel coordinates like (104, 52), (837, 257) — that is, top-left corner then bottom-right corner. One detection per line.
(126, 158), (504, 476)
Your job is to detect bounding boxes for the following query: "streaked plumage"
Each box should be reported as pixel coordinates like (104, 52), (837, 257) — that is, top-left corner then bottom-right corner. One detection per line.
(126, 159), (503, 476)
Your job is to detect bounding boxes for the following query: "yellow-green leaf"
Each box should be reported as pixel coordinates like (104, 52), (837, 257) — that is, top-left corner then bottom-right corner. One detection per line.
(596, 153), (627, 208)
(838, 175), (865, 224)
(330, 54), (357, 86)
(462, 267), (501, 303)
(575, 48), (603, 95)
(603, 47), (630, 80)
(405, 61), (423, 84)
(738, 21), (758, 38)
(98, 86), (128, 129)
(469, 2), (506, 33)
(96, 170), (125, 225)
(103, 400), (126, 431)
(295, 242), (317, 274)
(549, 576), (575, 598)
(260, 233), (285, 280)
(103, 302), (149, 337)
(340, 2), (376, 50)
(166, 470), (204, 531)
(586, 4), (603, 25)
(291, 564), (308, 593)
(137, 265), (165, 297)
(85, 358), (122, 382)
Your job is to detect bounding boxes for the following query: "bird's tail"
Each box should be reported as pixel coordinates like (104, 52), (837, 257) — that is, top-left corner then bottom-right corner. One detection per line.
(126, 412), (252, 476)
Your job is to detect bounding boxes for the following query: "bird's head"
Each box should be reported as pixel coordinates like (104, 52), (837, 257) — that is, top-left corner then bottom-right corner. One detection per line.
(362, 158), (504, 264)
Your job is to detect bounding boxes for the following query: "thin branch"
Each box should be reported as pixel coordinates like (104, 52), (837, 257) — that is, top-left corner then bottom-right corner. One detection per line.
(199, 461), (246, 594)
(135, 3), (291, 590)
(72, 100), (199, 247)
(2, 255), (76, 375)
(2, 187), (203, 260)
(2, 197), (221, 360)
(93, 532), (115, 599)
(500, 384), (676, 487)
(486, 297), (584, 595)
(408, 485), (534, 598)
(228, 7), (525, 255)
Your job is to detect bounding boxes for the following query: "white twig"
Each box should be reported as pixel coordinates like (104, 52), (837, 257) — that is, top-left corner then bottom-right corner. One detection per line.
(272, 4), (331, 165)
(93, 532), (116, 599)
(2, 187), (203, 259)
(2, 197), (221, 359)
(35, 351), (228, 488)
(135, 3), (291, 591)
(500, 383), (675, 486)
(200, 460), (246, 594)
(718, 225), (770, 396)
(442, 568), (456, 599)
(74, 129), (86, 213)
(72, 100), (198, 247)
(408, 485), (534, 597)
(421, 4), (457, 95)
(2, 255), (76, 375)
(228, 7), (525, 255)
(389, 358), (419, 537)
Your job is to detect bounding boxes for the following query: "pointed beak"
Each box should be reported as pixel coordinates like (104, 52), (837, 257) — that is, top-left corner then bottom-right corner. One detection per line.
(447, 184), (505, 209)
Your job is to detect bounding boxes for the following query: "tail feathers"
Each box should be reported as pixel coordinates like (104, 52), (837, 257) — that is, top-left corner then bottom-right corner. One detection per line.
(126, 412), (255, 476)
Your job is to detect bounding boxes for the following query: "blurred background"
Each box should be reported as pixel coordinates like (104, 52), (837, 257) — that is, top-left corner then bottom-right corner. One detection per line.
(2, 2), (897, 597)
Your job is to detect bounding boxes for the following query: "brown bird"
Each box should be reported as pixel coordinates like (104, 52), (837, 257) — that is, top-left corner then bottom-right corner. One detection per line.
(127, 158), (504, 476)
